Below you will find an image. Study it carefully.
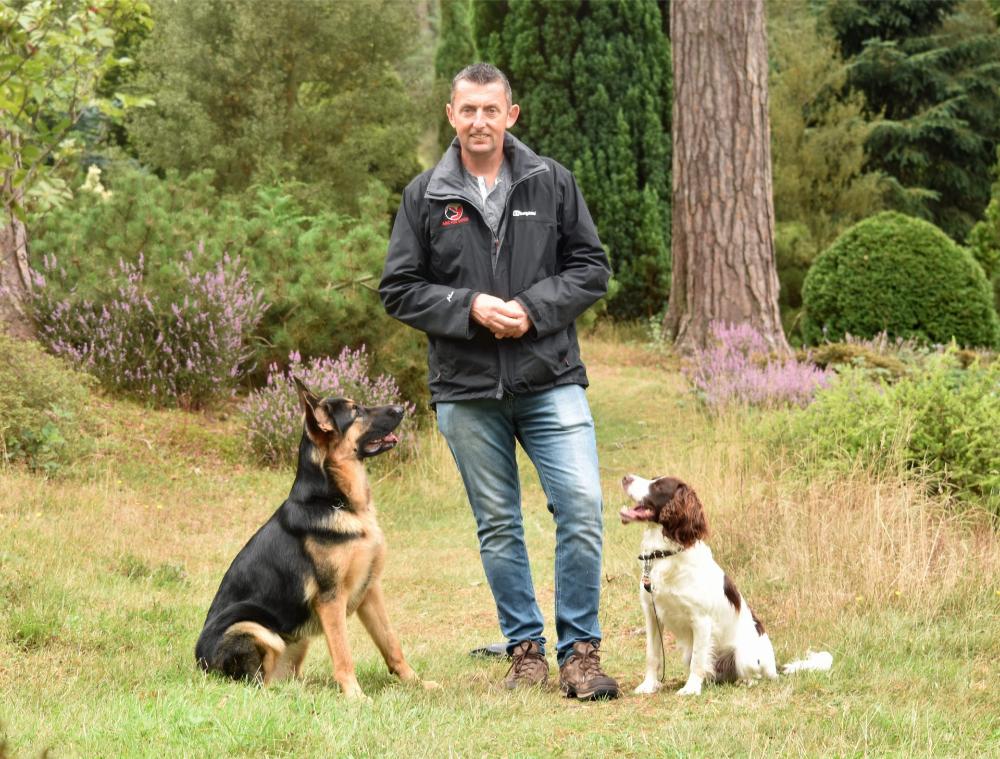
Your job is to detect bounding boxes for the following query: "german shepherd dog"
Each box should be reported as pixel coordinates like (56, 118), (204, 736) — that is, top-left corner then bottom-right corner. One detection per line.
(195, 379), (435, 698)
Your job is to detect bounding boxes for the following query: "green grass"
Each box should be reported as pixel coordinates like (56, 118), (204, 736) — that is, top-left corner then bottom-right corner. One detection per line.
(1, 338), (998, 758)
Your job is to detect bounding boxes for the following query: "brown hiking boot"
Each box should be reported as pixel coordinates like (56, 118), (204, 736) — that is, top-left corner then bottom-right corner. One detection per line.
(503, 640), (549, 690)
(559, 640), (621, 700)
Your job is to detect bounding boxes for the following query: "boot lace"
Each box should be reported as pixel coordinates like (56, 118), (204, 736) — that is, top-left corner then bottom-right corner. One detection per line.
(576, 641), (604, 678)
(506, 642), (545, 680)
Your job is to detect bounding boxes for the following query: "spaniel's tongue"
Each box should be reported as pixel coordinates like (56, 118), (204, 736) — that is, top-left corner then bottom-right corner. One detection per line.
(619, 505), (654, 524)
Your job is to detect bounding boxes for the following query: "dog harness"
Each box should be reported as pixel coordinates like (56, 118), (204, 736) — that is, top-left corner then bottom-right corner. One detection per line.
(637, 549), (678, 593)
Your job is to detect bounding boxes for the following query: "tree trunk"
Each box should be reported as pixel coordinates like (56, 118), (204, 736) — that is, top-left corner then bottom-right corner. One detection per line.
(664, 0), (788, 354)
(0, 128), (34, 340)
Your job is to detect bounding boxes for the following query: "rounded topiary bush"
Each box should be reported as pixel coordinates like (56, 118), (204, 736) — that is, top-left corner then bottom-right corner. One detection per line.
(801, 211), (1000, 348)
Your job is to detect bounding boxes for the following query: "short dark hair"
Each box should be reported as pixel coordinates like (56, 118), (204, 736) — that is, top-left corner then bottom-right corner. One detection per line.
(451, 63), (512, 106)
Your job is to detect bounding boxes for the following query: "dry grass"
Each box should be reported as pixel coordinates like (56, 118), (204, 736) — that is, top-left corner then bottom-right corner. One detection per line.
(1, 336), (998, 757)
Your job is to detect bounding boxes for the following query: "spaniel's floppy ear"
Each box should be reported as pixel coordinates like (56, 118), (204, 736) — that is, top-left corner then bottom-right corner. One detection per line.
(658, 482), (709, 548)
(293, 376), (335, 442)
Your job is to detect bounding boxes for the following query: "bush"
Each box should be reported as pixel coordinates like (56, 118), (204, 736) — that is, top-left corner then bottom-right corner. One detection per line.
(801, 212), (1000, 348)
(772, 352), (1000, 516)
(30, 165), (428, 404)
(28, 252), (265, 409)
(243, 347), (416, 468)
(683, 322), (833, 410)
(0, 335), (94, 474)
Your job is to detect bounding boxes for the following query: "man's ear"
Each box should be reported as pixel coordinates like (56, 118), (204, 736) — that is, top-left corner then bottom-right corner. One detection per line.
(506, 102), (520, 129)
(293, 376), (334, 439)
(446, 101), (456, 129)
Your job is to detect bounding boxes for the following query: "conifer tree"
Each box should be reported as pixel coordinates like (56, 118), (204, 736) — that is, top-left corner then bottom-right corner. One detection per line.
(128, 0), (424, 211)
(434, 0), (477, 155)
(827, 0), (1000, 241)
(472, 0), (672, 319)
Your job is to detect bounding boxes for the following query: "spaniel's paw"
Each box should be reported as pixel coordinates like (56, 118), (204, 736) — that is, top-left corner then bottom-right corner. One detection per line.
(676, 682), (702, 696)
(633, 678), (662, 695)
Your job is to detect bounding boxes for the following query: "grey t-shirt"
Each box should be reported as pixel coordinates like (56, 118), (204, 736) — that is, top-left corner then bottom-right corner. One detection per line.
(464, 158), (511, 238)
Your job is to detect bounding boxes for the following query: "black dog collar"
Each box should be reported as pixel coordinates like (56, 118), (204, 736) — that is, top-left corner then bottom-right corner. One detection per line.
(638, 549), (679, 593)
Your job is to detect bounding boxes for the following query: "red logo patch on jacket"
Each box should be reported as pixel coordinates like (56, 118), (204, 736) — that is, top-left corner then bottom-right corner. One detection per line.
(441, 203), (469, 227)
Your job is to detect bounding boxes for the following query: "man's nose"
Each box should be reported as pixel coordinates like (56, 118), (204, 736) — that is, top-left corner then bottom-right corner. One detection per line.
(472, 110), (487, 127)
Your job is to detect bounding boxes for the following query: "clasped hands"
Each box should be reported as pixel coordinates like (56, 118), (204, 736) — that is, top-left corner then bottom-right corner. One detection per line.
(471, 294), (532, 339)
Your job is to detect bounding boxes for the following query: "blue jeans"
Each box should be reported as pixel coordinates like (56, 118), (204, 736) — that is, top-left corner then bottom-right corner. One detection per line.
(436, 384), (603, 665)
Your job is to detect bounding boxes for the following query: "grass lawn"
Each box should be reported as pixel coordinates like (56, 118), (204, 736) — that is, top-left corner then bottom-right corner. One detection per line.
(1, 337), (997, 758)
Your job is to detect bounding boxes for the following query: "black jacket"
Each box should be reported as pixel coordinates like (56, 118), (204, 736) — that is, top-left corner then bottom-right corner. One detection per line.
(380, 134), (610, 404)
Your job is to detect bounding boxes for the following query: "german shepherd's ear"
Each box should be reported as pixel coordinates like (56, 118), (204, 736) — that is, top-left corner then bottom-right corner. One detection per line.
(293, 376), (335, 441)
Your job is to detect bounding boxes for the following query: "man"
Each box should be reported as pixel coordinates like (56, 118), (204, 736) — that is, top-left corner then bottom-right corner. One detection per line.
(379, 63), (618, 700)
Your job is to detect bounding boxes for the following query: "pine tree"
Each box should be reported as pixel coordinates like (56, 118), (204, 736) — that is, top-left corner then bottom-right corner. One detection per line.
(665, 0), (787, 352)
(434, 0), (477, 155)
(827, 0), (1000, 241)
(128, 0), (424, 211)
(472, 0), (672, 320)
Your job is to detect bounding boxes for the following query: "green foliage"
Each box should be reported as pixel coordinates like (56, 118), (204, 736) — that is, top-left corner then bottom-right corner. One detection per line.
(826, 0), (1000, 241)
(0, 0), (149, 215)
(434, 0), (477, 154)
(29, 166), (428, 404)
(0, 334), (94, 474)
(967, 150), (1000, 310)
(769, 0), (887, 253)
(472, 0), (671, 320)
(126, 0), (424, 212)
(802, 211), (1000, 347)
(774, 354), (1000, 515)
(775, 222), (817, 338)
(471, 0), (508, 63)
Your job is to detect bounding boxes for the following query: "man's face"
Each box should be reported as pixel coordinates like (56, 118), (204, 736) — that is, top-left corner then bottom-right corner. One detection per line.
(446, 79), (520, 160)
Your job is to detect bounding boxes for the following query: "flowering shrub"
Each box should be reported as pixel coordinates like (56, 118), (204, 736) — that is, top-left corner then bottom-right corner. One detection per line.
(28, 251), (265, 409)
(243, 347), (416, 467)
(684, 322), (833, 410)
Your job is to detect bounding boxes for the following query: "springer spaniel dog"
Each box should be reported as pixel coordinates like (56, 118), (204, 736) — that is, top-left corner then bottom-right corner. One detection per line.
(620, 474), (832, 696)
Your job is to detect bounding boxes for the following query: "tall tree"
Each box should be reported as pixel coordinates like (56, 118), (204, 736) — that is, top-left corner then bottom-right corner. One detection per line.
(434, 0), (476, 154)
(1, 0), (143, 338)
(472, 0), (672, 320)
(664, 0), (788, 352)
(827, 0), (1000, 241)
(128, 0), (424, 211)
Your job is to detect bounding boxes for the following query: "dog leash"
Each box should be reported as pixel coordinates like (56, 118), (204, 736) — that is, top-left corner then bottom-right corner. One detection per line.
(638, 549), (677, 686)
(637, 549), (677, 593)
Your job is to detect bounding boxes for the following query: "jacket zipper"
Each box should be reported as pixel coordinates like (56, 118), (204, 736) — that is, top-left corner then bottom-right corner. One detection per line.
(494, 167), (546, 398)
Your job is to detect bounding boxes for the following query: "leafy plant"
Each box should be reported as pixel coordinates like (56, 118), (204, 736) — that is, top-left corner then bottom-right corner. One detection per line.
(772, 351), (1000, 515)
(0, 334), (94, 474)
(243, 347), (416, 468)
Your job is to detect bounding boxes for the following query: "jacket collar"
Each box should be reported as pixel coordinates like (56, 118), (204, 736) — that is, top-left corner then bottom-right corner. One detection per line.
(425, 133), (549, 200)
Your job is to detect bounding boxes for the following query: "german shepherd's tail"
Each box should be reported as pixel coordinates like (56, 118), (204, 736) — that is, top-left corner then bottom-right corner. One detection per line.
(195, 604), (286, 682)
